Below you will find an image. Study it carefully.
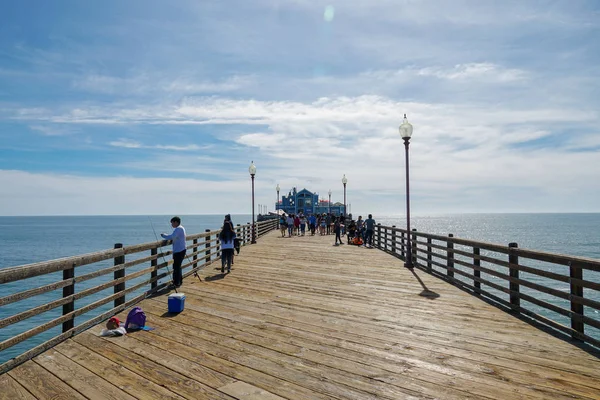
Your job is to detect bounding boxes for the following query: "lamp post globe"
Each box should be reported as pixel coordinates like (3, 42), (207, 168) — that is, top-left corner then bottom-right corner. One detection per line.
(249, 161), (257, 244)
(342, 174), (348, 217)
(399, 115), (413, 268)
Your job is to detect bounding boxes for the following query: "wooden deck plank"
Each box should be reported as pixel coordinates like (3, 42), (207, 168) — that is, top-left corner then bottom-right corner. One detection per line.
(141, 300), (469, 399)
(8, 360), (87, 400)
(4, 230), (600, 399)
(114, 316), (339, 400)
(0, 373), (36, 400)
(145, 286), (600, 399)
(181, 275), (599, 376)
(128, 311), (406, 400)
(55, 340), (188, 400)
(34, 349), (138, 400)
(151, 285), (596, 400)
(219, 381), (287, 400)
(72, 332), (236, 400)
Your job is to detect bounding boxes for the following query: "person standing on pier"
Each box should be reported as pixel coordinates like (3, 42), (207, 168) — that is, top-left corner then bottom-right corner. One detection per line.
(309, 214), (317, 235)
(279, 213), (287, 237)
(356, 216), (365, 243)
(219, 221), (236, 273)
(364, 214), (376, 248)
(286, 214), (294, 237)
(161, 216), (186, 288)
(223, 214), (239, 263)
(333, 217), (343, 246)
(300, 214), (307, 236)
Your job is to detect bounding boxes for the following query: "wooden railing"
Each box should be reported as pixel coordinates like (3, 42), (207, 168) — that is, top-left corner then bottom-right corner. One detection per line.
(0, 218), (278, 374)
(374, 224), (600, 349)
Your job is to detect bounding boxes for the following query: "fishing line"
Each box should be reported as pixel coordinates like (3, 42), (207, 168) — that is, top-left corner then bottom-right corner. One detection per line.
(148, 216), (177, 293)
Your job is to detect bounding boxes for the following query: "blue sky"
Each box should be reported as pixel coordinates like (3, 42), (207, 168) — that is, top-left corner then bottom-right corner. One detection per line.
(1, 0), (599, 216)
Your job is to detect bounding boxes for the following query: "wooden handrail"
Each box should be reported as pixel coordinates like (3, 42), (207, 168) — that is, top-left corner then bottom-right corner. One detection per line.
(373, 224), (600, 349)
(0, 219), (279, 374)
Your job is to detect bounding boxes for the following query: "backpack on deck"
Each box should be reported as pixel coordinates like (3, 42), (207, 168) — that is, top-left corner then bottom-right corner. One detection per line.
(125, 306), (146, 331)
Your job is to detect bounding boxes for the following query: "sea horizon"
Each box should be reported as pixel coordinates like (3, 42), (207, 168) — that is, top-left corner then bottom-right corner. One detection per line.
(2, 211), (600, 218)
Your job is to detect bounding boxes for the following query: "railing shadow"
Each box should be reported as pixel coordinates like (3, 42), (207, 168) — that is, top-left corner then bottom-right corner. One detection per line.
(410, 268), (440, 299)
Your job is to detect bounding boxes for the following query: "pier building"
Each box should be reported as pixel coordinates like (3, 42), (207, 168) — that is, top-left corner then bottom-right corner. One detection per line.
(275, 187), (345, 215)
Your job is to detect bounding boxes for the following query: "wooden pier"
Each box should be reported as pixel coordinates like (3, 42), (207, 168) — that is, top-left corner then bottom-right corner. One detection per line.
(2, 230), (600, 399)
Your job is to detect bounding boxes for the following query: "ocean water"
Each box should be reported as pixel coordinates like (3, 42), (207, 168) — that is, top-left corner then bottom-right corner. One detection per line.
(1, 213), (599, 365)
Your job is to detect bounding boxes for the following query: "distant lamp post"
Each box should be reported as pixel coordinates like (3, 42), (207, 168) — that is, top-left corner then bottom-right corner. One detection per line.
(249, 161), (257, 244)
(276, 184), (280, 211)
(399, 114), (414, 269)
(328, 189), (332, 215)
(342, 174), (348, 217)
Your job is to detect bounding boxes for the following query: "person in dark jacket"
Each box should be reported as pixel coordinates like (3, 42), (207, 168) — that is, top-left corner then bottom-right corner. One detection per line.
(219, 221), (236, 273)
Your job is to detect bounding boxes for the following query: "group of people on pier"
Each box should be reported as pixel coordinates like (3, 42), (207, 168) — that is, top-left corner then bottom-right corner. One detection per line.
(160, 212), (377, 289)
(278, 212), (376, 248)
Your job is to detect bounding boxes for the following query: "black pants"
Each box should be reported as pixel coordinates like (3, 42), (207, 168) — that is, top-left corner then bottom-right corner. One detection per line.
(172, 250), (186, 286)
(365, 229), (374, 246)
(222, 248), (234, 272)
(335, 230), (342, 244)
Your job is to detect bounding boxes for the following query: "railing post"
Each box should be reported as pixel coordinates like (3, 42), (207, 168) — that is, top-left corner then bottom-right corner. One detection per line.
(192, 238), (198, 269)
(473, 247), (481, 295)
(411, 229), (417, 267)
(569, 261), (584, 340)
(236, 224), (242, 247)
(447, 234), (454, 280)
(375, 224), (381, 249)
(391, 226), (396, 256)
(151, 247), (157, 290)
(508, 242), (520, 313)
(427, 237), (432, 271)
(62, 262), (75, 333)
(205, 229), (211, 266)
(399, 229), (404, 259)
(114, 243), (125, 308)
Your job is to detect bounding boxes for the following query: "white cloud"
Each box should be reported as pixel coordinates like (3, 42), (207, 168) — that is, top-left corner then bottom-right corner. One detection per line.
(109, 139), (142, 148)
(72, 73), (254, 96)
(4, 92), (600, 214)
(417, 63), (527, 82)
(29, 125), (75, 136)
(0, 170), (249, 216)
(108, 139), (208, 151)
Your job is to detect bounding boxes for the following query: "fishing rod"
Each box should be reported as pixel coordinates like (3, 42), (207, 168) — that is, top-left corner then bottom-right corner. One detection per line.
(148, 216), (178, 293)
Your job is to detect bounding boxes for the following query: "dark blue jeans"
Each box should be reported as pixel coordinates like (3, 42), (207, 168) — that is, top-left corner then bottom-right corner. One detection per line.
(172, 249), (186, 286)
(222, 248), (234, 271)
(364, 229), (374, 246)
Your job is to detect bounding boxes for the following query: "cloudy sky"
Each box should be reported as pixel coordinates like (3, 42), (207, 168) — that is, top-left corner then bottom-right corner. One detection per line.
(0, 0), (599, 216)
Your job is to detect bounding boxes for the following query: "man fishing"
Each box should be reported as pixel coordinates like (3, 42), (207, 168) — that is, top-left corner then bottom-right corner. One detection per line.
(161, 216), (186, 288)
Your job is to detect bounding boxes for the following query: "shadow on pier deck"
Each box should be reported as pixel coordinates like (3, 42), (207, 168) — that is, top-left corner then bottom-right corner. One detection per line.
(2, 231), (600, 400)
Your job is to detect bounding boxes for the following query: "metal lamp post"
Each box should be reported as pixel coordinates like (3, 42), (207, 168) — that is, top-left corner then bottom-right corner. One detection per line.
(276, 183), (280, 211)
(249, 161), (257, 244)
(399, 114), (414, 268)
(342, 174), (347, 217)
(328, 189), (332, 215)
